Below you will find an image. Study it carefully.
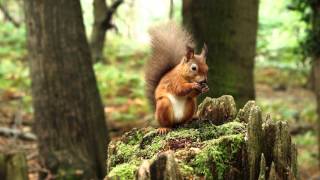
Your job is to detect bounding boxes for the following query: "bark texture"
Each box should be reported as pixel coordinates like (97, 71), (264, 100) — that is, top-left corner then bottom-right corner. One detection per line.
(23, 1), (108, 179)
(0, 3), (20, 27)
(315, 59), (320, 166)
(312, 3), (320, 167)
(0, 152), (28, 180)
(183, 0), (258, 107)
(90, 0), (123, 61)
(90, 0), (108, 61)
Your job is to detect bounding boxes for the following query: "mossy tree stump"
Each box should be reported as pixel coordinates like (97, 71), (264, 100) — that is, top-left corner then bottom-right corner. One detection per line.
(0, 152), (28, 180)
(105, 95), (298, 180)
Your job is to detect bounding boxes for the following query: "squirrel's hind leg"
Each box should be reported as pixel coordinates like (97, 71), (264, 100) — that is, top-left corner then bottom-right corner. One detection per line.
(155, 97), (174, 134)
(184, 97), (197, 123)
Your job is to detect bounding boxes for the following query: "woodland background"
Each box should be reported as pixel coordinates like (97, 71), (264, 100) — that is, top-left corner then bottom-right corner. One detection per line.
(0, 0), (319, 179)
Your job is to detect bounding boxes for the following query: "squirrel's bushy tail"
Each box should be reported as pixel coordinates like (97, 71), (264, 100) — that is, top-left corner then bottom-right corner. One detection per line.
(145, 22), (194, 109)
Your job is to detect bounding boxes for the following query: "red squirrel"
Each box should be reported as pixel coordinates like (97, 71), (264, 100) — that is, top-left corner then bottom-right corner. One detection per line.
(145, 22), (209, 134)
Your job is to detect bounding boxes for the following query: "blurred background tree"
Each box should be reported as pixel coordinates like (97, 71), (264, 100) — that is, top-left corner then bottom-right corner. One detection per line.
(23, 0), (108, 178)
(289, 0), (320, 167)
(183, 0), (258, 107)
(90, 0), (123, 61)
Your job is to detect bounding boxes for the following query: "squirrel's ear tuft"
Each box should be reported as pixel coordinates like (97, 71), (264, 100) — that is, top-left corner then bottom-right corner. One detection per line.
(201, 43), (208, 59)
(186, 45), (194, 60)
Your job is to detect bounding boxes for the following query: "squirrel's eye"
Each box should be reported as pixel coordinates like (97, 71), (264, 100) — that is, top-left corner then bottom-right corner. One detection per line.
(191, 64), (198, 71)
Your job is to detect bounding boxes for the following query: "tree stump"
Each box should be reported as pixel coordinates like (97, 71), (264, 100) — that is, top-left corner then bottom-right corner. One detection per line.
(105, 95), (298, 180)
(0, 152), (28, 180)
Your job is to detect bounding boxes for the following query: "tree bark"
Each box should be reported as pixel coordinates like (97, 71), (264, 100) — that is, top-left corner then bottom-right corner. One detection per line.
(310, 2), (320, 168)
(0, 152), (28, 180)
(90, 0), (123, 61)
(169, 0), (174, 19)
(315, 59), (320, 167)
(23, 0), (109, 179)
(183, 0), (258, 107)
(90, 0), (108, 61)
(0, 3), (20, 27)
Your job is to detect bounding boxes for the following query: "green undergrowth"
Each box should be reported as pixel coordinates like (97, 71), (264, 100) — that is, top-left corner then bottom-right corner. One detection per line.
(107, 121), (246, 179)
(292, 131), (318, 168)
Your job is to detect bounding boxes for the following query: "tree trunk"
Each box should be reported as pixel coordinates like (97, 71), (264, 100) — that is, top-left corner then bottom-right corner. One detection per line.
(182, 0), (258, 107)
(169, 0), (174, 19)
(23, 1), (109, 179)
(90, 0), (123, 61)
(0, 3), (20, 27)
(0, 152), (28, 180)
(310, 2), (320, 168)
(315, 59), (320, 167)
(90, 0), (108, 61)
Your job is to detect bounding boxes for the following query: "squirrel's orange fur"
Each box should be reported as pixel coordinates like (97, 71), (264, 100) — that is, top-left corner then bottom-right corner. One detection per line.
(145, 22), (209, 133)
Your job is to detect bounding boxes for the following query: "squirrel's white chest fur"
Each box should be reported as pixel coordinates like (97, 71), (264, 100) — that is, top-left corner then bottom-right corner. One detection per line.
(167, 94), (186, 122)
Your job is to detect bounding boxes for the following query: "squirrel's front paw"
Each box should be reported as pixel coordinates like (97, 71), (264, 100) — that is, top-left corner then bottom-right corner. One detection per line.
(191, 82), (202, 91)
(201, 85), (209, 93)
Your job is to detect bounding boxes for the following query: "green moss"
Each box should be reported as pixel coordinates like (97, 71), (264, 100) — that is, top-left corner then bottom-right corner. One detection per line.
(107, 162), (138, 179)
(192, 134), (244, 179)
(167, 128), (200, 141)
(117, 143), (138, 161)
(107, 121), (246, 179)
(139, 136), (166, 158)
(199, 121), (245, 140)
(122, 128), (145, 145)
(109, 142), (138, 168)
(178, 163), (195, 177)
(218, 122), (245, 136)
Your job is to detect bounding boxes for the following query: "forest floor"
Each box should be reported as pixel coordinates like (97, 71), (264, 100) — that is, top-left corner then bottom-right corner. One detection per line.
(0, 67), (318, 179)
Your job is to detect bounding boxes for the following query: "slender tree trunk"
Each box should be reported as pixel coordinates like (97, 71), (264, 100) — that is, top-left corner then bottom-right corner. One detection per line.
(0, 3), (20, 27)
(90, 0), (108, 61)
(90, 0), (123, 61)
(24, 1), (109, 179)
(183, 0), (258, 107)
(169, 0), (174, 19)
(312, 3), (320, 168)
(314, 60), (320, 168)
